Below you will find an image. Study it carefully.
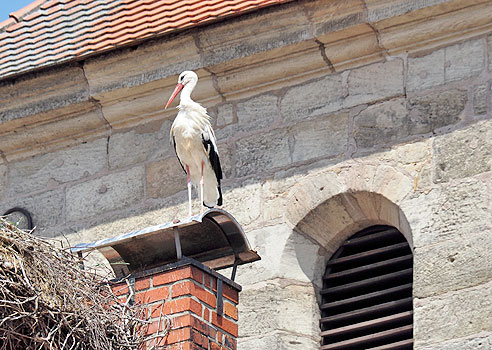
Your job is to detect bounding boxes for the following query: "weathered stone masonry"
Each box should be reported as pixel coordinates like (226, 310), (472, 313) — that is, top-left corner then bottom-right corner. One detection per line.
(1, 0), (492, 349)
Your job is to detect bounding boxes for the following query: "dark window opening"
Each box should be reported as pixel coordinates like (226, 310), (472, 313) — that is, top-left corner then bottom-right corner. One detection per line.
(320, 225), (413, 350)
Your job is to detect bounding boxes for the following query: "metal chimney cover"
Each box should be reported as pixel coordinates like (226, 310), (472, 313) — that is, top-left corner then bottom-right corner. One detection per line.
(71, 209), (260, 278)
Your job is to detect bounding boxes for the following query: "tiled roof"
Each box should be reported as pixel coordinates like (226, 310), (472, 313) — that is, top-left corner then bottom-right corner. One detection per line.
(0, 0), (290, 80)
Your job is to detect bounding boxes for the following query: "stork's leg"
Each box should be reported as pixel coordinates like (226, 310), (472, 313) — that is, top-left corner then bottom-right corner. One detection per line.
(200, 160), (204, 215)
(186, 165), (192, 217)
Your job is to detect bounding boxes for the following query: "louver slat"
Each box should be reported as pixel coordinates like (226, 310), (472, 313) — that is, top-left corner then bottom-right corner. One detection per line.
(320, 325), (413, 350)
(321, 311), (413, 338)
(321, 225), (413, 350)
(367, 339), (414, 350)
(320, 284), (412, 311)
(320, 297), (412, 325)
(321, 269), (413, 296)
(324, 254), (413, 280)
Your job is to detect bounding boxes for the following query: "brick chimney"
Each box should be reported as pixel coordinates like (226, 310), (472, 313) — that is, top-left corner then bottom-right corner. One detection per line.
(75, 210), (259, 350)
(112, 258), (240, 350)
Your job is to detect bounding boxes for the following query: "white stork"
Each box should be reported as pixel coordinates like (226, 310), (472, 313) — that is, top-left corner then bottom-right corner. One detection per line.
(165, 71), (223, 217)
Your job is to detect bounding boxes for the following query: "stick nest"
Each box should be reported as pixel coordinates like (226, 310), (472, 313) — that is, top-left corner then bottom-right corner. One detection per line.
(0, 218), (146, 349)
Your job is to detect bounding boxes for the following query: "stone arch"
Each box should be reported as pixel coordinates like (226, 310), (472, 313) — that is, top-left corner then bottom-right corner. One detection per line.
(284, 164), (414, 257)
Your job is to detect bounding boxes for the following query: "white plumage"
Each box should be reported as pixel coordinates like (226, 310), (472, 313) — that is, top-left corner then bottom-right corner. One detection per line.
(166, 71), (223, 216)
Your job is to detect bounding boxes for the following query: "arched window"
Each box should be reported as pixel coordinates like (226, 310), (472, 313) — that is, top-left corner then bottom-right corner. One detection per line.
(320, 225), (413, 350)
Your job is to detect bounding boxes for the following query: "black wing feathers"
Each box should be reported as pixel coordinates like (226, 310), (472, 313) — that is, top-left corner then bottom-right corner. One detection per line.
(202, 135), (223, 206)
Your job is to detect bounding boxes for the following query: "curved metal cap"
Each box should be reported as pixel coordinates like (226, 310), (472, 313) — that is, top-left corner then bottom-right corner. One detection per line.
(72, 209), (260, 278)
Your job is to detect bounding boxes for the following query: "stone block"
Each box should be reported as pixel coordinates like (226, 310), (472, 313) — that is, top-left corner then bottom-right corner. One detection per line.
(109, 118), (173, 169)
(212, 41), (328, 101)
(235, 224), (292, 285)
(410, 179), (490, 246)
(0, 164), (6, 200)
(322, 25), (384, 72)
(434, 120), (492, 182)
(235, 128), (291, 177)
(0, 189), (64, 229)
(407, 49), (445, 92)
(354, 90), (465, 150)
(235, 225), (324, 286)
(489, 34), (492, 72)
(418, 333), (492, 350)
(414, 231), (492, 298)
(365, 0), (449, 23)
(84, 35), (201, 98)
(414, 281), (492, 347)
(238, 331), (319, 350)
(372, 165), (413, 205)
(7, 138), (107, 197)
(222, 179), (262, 228)
(278, 230), (326, 288)
(216, 103), (234, 127)
(344, 59), (404, 107)
(146, 157), (186, 199)
(217, 143), (234, 179)
(235, 112), (348, 177)
(236, 94), (279, 133)
(291, 113), (349, 162)
(66, 166), (145, 222)
(0, 65), (89, 123)
(354, 98), (409, 149)
(196, 1), (311, 68)
(407, 88), (466, 136)
(280, 74), (343, 123)
(66, 195), (190, 249)
(445, 39), (485, 83)
(472, 84), (488, 115)
(0, 102), (109, 162)
(217, 94), (279, 139)
(238, 280), (320, 339)
(306, 0), (365, 37)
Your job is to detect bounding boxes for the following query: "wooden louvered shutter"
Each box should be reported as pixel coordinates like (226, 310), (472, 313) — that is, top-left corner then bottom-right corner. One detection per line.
(320, 225), (413, 350)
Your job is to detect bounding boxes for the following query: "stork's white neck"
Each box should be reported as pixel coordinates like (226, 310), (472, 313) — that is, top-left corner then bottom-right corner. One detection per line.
(179, 79), (197, 106)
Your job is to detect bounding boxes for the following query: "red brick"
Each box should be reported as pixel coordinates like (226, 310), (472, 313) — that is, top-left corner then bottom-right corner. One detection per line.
(190, 266), (204, 284)
(171, 313), (212, 338)
(191, 329), (205, 347)
(223, 285), (239, 304)
(204, 274), (214, 290)
(166, 341), (193, 350)
(153, 266), (203, 286)
(145, 319), (166, 335)
(224, 302), (238, 321)
(211, 312), (238, 337)
(111, 283), (129, 296)
(208, 325), (217, 339)
(192, 317), (209, 335)
(213, 283), (239, 304)
(164, 327), (192, 345)
(172, 281), (217, 308)
(135, 277), (151, 291)
(217, 331), (224, 344)
(224, 335), (237, 350)
(171, 314), (194, 329)
(210, 342), (221, 350)
(150, 297), (202, 317)
(203, 307), (210, 322)
(202, 336), (209, 349)
(136, 286), (169, 304)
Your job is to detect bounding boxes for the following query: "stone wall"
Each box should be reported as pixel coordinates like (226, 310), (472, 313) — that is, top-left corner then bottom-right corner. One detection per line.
(0, 0), (492, 348)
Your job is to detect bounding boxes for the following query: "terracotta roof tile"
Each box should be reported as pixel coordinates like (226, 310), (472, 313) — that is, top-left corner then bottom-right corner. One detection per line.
(0, 0), (291, 80)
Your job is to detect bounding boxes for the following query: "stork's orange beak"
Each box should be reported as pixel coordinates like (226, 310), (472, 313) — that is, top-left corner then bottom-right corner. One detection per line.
(165, 83), (184, 109)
